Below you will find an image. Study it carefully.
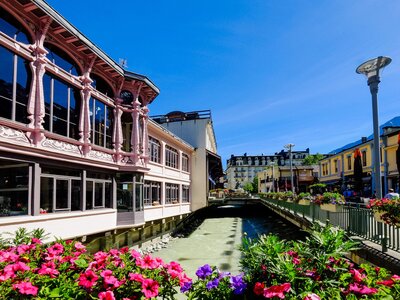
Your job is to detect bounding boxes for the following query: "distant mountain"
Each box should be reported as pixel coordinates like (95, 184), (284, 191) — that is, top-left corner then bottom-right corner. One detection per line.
(329, 116), (400, 154)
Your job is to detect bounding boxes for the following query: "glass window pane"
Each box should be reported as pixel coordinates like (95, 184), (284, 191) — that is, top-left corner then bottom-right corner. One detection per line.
(117, 182), (132, 212)
(71, 180), (81, 211)
(105, 106), (113, 148)
(94, 182), (103, 207)
(105, 182), (112, 208)
(94, 100), (105, 146)
(0, 46), (13, 120)
(43, 73), (52, 131)
(0, 162), (29, 217)
(15, 58), (31, 124)
(0, 7), (31, 44)
(69, 88), (81, 140)
(44, 43), (80, 76)
(40, 177), (53, 213)
(135, 183), (143, 212)
(55, 180), (69, 210)
(86, 181), (93, 210)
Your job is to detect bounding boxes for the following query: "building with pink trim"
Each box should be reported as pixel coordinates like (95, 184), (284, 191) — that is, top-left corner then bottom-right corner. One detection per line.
(0, 0), (212, 242)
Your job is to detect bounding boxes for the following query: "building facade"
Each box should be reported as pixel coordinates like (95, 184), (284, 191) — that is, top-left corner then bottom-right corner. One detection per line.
(318, 124), (400, 196)
(0, 0), (197, 241)
(226, 149), (310, 189)
(258, 165), (317, 193)
(152, 110), (223, 210)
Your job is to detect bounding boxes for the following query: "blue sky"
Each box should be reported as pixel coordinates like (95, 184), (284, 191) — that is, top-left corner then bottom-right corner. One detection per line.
(47, 0), (400, 166)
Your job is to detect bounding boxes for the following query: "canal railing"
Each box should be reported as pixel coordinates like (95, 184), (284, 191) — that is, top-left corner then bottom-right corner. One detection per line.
(261, 198), (400, 254)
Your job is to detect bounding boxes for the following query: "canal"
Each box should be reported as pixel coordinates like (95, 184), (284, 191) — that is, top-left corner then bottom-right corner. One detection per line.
(153, 203), (306, 278)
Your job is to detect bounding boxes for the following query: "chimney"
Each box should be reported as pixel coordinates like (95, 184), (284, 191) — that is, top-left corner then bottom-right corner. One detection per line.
(361, 137), (367, 143)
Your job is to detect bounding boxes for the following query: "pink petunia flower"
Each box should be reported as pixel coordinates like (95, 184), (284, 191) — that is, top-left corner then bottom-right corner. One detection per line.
(37, 261), (59, 278)
(78, 269), (99, 289)
(13, 281), (38, 296)
(136, 255), (160, 269)
(47, 243), (64, 256)
(253, 282), (265, 296)
(0, 250), (19, 263)
(304, 293), (321, 300)
(98, 291), (116, 300)
(263, 283), (291, 299)
(349, 283), (378, 295)
(349, 269), (365, 282)
(129, 273), (144, 283)
(141, 278), (159, 298)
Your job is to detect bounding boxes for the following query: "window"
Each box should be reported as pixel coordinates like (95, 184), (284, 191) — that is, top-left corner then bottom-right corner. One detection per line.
(91, 74), (114, 98)
(43, 73), (81, 139)
(149, 137), (161, 163)
(0, 161), (29, 217)
(0, 7), (32, 44)
(182, 153), (189, 172)
(0, 45), (32, 123)
(40, 168), (81, 213)
(86, 173), (112, 210)
(347, 156), (352, 170)
(334, 159), (338, 173)
(165, 183), (179, 204)
(89, 97), (114, 148)
(165, 145), (178, 169)
(120, 90), (133, 106)
(144, 181), (161, 206)
(182, 185), (190, 203)
(45, 43), (80, 76)
(362, 151), (367, 167)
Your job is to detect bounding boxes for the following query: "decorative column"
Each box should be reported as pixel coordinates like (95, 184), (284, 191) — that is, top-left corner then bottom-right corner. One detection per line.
(113, 98), (123, 162)
(141, 105), (149, 164)
(79, 58), (95, 156)
(27, 18), (51, 145)
(131, 83), (142, 164)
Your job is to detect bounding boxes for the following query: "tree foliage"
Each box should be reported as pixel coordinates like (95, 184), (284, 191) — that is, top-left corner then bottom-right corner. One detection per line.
(302, 153), (324, 165)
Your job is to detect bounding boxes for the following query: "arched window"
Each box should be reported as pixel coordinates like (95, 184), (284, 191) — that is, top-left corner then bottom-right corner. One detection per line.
(0, 7), (31, 44)
(89, 97), (114, 149)
(120, 90), (133, 105)
(43, 72), (81, 139)
(0, 45), (32, 123)
(45, 43), (81, 76)
(91, 74), (114, 98)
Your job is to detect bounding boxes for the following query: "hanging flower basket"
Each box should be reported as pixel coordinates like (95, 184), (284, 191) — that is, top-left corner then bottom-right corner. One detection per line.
(320, 203), (343, 212)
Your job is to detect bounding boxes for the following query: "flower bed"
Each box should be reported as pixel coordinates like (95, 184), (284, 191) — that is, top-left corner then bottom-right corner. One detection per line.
(2, 225), (400, 299)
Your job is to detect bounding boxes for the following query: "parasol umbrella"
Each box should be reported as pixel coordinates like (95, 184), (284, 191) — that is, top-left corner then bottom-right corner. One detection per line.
(353, 148), (363, 196)
(396, 133), (400, 189)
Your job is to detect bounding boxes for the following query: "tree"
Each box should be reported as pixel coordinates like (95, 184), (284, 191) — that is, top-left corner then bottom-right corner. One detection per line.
(243, 182), (254, 193)
(252, 176), (259, 193)
(303, 153), (324, 165)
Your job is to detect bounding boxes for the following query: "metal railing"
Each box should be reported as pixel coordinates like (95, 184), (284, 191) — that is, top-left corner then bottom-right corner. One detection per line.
(261, 198), (400, 253)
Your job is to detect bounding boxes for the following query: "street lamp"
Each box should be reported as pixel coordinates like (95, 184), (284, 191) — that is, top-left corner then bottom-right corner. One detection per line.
(284, 143), (295, 193)
(356, 56), (391, 199)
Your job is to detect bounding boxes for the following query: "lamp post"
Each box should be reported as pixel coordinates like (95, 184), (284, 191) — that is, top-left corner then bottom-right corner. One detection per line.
(356, 56), (391, 199)
(284, 144), (295, 193)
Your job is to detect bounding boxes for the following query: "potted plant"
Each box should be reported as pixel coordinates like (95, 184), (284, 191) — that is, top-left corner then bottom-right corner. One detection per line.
(314, 192), (345, 212)
(368, 197), (400, 227)
(283, 191), (295, 202)
(296, 192), (313, 205)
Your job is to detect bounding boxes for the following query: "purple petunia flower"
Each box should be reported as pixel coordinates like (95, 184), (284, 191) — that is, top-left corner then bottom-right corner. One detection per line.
(196, 264), (212, 279)
(206, 278), (220, 290)
(180, 281), (192, 293)
(219, 271), (231, 278)
(230, 273), (247, 295)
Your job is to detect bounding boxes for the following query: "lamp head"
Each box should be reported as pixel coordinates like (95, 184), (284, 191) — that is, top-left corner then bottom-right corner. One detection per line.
(356, 56), (391, 78)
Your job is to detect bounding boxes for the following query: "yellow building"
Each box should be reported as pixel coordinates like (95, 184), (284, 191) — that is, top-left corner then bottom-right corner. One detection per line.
(319, 127), (400, 196)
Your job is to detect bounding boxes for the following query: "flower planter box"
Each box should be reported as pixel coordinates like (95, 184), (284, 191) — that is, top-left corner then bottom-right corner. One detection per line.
(298, 199), (310, 206)
(320, 203), (342, 212)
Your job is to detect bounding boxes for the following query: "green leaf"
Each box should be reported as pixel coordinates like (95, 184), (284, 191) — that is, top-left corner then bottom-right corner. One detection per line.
(74, 258), (88, 268)
(49, 288), (61, 298)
